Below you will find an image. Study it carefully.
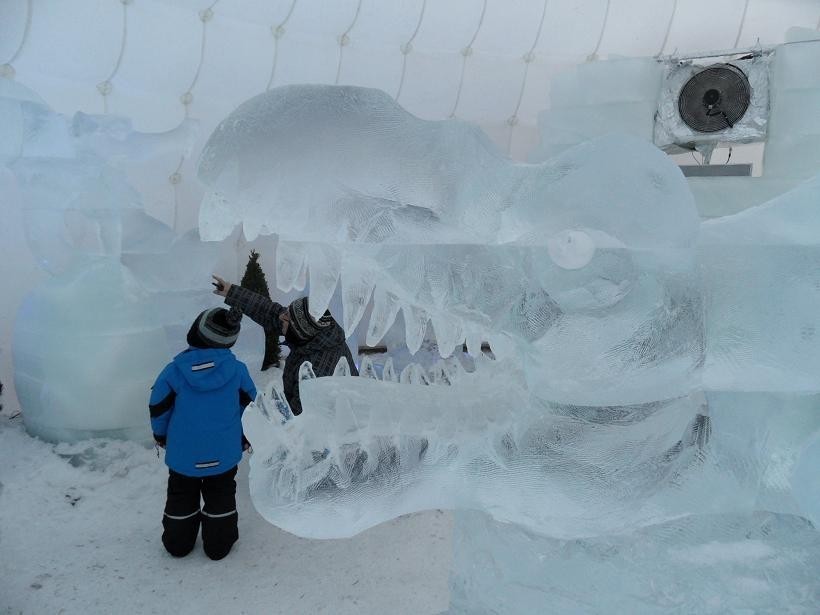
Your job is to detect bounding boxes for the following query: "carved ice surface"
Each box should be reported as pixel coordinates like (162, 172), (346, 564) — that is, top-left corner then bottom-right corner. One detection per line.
(197, 85), (819, 609)
(4, 82), (223, 442)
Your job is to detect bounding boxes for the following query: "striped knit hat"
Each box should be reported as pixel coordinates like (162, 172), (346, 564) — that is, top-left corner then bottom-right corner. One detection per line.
(187, 307), (242, 349)
(287, 297), (333, 343)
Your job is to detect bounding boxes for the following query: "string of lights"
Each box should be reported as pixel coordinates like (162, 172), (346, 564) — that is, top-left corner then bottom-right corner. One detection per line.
(734, 0), (751, 48)
(395, 0), (427, 102)
(0, 0), (32, 79)
(170, 1), (219, 232)
(181, 1), (219, 118)
(588, 0), (612, 61)
(98, 0), (132, 114)
(266, 0), (299, 90)
(448, 0), (487, 119)
(657, 0), (678, 57)
(335, 0), (363, 85)
(1, 0), (815, 172)
(506, 0), (549, 154)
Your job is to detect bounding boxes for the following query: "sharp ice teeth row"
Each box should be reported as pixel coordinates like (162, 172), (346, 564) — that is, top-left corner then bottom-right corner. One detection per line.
(399, 363), (430, 385)
(279, 242), (488, 358)
(323, 356), (468, 386)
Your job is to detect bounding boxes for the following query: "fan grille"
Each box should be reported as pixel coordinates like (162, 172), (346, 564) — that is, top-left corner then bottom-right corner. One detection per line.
(678, 64), (751, 133)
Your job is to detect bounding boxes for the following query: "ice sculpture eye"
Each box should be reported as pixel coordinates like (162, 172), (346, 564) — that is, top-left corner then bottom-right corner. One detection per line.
(547, 229), (595, 270)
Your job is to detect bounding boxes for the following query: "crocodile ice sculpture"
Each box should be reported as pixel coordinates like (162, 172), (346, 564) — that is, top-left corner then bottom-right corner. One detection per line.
(198, 85), (820, 543)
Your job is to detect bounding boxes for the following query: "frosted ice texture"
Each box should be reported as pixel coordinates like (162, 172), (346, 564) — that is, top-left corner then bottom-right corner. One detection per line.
(199, 85), (818, 609)
(450, 509), (820, 614)
(14, 261), (169, 442)
(3, 82), (224, 442)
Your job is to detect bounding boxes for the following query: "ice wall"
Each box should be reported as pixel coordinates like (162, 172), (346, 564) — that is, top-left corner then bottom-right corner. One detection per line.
(449, 509), (820, 614)
(529, 57), (664, 161)
(532, 36), (820, 219)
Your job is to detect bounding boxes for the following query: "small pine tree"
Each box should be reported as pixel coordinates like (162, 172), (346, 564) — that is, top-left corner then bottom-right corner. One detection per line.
(240, 250), (282, 370)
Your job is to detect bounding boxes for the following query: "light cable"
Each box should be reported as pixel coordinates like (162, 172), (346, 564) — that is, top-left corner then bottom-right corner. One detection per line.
(1, 0), (33, 78)
(449, 0), (487, 118)
(335, 0), (363, 85)
(266, 0), (298, 90)
(395, 0), (427, 102)
(98, 0), (131, 114)
(506, 0), (549, 155)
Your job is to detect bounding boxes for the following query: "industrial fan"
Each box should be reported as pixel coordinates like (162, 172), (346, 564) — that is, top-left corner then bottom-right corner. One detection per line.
(677, 63), (752, 132)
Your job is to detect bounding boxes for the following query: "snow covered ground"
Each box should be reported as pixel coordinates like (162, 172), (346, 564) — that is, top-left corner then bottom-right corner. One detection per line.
(0, 417), (452, 615)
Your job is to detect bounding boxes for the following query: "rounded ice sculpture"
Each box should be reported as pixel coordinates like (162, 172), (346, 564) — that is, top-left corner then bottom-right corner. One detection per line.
(13, 261), (169, 442)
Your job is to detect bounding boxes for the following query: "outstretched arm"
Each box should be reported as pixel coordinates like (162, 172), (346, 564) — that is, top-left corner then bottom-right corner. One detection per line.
(212, 274), (286, 332)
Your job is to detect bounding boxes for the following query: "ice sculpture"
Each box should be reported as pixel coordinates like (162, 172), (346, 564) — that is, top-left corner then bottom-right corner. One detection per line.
(199, 85), (819, 611)
(4, 81), (227, 442)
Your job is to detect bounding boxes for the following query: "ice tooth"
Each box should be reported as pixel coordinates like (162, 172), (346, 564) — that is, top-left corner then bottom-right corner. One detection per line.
(298, 361), (317, 381)
(382, 357), (398, 382)
(366, 286), (401, 347)
(400, 362), (429, 385)
(276, 240), (307, 292)
(359, 355), (378, 379)
(464, 326), (483, 358)
(341, 258), (377, 336)
(430, 361), (452, 386)
(399, 364), (413, 384)
(255, 384), (273, 422)
(444, 356), (466, 382)
(430, 312), (464, 359)
(306, 244), (340, 319)
(403, 304), (429, 355)
(332, 356), (351, 377)
(294, 258), (307, 291)
(270, 383), (293, 422)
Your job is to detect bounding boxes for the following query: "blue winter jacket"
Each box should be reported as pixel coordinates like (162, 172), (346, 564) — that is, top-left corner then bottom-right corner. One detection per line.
(149, 347), (257, 477)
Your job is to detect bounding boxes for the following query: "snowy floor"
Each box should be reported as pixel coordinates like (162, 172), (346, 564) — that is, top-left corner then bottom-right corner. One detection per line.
(0, 417), (452, 615)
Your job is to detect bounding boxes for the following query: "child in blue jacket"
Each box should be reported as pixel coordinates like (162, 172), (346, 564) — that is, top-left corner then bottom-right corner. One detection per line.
(149, 306), (257, 560)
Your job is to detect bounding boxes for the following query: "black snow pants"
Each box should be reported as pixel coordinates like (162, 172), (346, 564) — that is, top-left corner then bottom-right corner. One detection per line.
(162, 466), (239, 560)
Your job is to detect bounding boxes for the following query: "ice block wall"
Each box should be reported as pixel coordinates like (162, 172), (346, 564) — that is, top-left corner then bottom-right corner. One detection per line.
(532, 33), (820, 218)
(449, 509), (820, 614)
(529, 57), (664, 162)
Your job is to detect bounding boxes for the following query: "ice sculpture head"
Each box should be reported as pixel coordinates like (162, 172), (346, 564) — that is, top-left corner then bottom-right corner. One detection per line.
(198, 85), (512, 245)
(199, 85), (707, 538)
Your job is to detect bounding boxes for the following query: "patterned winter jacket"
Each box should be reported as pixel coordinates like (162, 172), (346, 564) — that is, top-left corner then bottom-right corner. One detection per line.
(149, 347), (257, 477)
(224, 285), (358, 415)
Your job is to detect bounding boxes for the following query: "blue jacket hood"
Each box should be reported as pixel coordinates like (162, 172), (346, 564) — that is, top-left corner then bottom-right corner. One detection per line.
(172, 347), (238, 391)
